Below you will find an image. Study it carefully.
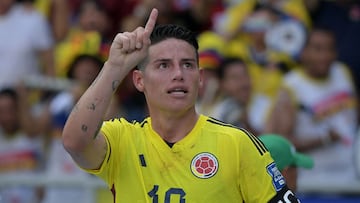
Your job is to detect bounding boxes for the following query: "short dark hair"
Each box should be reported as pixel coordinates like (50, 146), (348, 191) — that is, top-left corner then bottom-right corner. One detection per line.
(138, 24), (199, 70)
(150, 24), (199, 51)
(67, 54), (104, 79)
(304, 25), (335, 47)
(0, 88), (18, 105)
(217, 57), (247, 80)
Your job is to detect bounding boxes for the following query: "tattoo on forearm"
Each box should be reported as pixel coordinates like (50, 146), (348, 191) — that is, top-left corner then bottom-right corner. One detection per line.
(88, 103), (96, 111)
(87, 98), (103, 111)
(81, 124), (88, 132)
(93, 122), (102, 139)
(112, 80), (120, 91)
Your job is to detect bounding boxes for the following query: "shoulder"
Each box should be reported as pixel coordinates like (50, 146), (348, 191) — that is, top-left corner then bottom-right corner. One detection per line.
(203, 116), (256, 142)
(202, 118), (267, 165)
(100, 117), (149, 147)
(204, 116), (242, 130)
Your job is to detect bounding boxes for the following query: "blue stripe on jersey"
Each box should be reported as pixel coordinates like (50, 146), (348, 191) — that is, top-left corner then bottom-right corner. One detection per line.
(139, 154), (147, 167)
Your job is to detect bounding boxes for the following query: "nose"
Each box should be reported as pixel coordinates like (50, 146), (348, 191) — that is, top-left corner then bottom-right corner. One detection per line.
(172, 65), (184, 81)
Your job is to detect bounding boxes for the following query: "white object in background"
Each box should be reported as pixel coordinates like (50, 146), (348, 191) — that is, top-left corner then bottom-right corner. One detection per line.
(265, 19), (306, 58)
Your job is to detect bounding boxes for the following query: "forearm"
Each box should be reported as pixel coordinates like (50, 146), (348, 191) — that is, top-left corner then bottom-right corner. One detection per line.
(62, 62), (127, 167)
(51, 0), (70, 42)
(62, 8), (158, 168)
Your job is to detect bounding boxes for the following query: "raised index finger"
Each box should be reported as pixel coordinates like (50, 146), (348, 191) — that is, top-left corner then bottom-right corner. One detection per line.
(144, 8), (158, 33)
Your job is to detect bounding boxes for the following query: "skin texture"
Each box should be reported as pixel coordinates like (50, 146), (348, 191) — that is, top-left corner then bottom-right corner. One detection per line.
(133, 38), (203, 143)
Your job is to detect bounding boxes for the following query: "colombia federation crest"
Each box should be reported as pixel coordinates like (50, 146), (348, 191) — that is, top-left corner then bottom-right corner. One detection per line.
(190, 152), (218, 179)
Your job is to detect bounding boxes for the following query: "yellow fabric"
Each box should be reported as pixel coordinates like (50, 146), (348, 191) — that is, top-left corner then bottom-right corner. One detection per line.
(224, 37), (251, 61)
(85, 115), (281, 202)
(54, 28), (101, 77)
(223, 1), (256, 35)
(224, 38), (294, 98)
(223, 0), (311, 35)
(197, 31), (226, 54)
(281, 0), (312, 29)
(96, 188), (113, 203)
(33, 0), (51, 17)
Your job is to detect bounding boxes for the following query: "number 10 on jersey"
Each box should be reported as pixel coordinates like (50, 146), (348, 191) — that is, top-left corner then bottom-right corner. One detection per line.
(148, 185), (186, 203)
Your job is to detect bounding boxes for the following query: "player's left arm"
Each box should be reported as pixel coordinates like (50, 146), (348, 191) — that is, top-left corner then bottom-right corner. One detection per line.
(238, 130), (300, 202)
(268, 185), (300, 203)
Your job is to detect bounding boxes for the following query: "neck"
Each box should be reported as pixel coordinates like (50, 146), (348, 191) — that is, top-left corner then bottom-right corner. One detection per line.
(150, 109), (199, 143)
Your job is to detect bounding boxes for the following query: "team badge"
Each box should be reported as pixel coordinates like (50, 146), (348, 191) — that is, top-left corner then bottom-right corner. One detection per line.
(267, 162), (286, 191)
(190, 152), (218, 179)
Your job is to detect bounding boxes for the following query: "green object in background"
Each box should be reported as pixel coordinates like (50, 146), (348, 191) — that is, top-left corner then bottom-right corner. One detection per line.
(259, 134), (314, 171)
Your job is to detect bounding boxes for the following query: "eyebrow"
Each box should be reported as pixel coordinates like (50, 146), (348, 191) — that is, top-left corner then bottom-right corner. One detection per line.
(153, 58), (197, 63)
(182, 58), (197, 63)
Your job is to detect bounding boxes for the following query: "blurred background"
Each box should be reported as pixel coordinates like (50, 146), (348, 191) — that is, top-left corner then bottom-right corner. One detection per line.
(0, 0), (360, 202)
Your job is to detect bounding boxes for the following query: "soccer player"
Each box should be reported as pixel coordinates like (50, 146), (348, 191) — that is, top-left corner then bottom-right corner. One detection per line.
(62, 8), (300, 202)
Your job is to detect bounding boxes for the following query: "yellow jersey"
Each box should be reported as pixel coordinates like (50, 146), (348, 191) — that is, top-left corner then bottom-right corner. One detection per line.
(85, 115), (298, 203)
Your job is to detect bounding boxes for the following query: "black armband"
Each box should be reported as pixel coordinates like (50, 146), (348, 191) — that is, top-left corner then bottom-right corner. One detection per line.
(268, 185), (300, 203)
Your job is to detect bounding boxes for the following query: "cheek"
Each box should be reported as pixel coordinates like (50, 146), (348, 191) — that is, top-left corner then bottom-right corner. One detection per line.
(142, 77), (162, 94)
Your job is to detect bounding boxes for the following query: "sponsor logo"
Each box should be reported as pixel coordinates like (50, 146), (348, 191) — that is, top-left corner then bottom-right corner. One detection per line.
(267, 162), (286, 191)
(191, 152), (218, 179)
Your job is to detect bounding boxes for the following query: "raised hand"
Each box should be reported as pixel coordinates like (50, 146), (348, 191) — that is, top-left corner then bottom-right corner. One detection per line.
(107, 8), (158, 71)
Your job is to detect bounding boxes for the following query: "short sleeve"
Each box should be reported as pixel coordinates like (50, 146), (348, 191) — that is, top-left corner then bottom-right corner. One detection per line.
(238, 130), (282, 202)
(82, 118), (123, 188)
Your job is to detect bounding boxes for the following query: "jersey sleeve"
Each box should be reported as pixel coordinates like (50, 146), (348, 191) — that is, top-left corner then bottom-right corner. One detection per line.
(238, 130), (299, 202)
(82, 118), (124, 189)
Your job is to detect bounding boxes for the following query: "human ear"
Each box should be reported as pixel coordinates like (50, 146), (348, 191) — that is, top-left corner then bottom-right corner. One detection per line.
(132, 70), (145, 92)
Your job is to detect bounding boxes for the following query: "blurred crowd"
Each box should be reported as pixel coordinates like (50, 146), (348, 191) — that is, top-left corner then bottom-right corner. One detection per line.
(0, 0), (360, 202)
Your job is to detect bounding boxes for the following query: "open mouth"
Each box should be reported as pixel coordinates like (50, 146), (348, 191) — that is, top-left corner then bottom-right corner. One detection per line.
(167, 88), (188, 94)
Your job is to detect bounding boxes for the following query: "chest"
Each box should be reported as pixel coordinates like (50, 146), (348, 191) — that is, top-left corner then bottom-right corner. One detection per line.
(114, 134), (241, 202)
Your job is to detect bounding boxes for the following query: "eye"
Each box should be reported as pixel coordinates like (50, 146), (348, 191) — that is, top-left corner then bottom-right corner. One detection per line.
(159, 63), (168, 69)
(183, 62), (194, 69)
